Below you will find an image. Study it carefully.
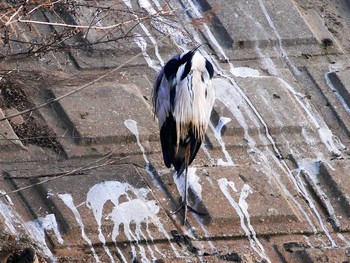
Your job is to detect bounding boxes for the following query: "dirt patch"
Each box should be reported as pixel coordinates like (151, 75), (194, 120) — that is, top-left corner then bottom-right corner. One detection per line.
(0, 78), (64, 155)
(295, 0), (350, 53)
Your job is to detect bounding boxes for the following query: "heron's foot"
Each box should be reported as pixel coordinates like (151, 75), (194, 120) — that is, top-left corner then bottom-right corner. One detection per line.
(172, 203), (207, 216)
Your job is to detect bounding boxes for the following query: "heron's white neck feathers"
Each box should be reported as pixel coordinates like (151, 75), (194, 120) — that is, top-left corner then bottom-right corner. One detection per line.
(191, 51), (207, 72)
(173, 52), (215, 144)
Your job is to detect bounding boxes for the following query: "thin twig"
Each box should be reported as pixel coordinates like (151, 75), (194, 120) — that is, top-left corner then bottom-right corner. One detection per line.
(4, 0), (28, 26)
(0, 150), (118, 198)
(27, 0), (63, 15)
(0, 131), (27, 150)
(12, 10), (174, 29)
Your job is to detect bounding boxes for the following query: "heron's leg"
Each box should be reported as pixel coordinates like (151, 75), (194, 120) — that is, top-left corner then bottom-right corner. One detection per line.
(173, 144), (206, 224)
(183, 146), (190, 225)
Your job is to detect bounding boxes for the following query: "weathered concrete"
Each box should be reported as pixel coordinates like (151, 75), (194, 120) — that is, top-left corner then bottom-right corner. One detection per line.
(1, 0), (350, 262)
(0, 109), (24, 150)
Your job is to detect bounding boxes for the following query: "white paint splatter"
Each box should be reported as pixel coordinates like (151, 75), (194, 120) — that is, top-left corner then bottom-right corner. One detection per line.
(108, 199), (159, 241)
(108, 198), (163, 262)
(24, 214), (63, 263)
(86, 180), (179, 260)
(124, 119), (158, 184)
(86, 181), (129, 261)
(58, 194), (100, 262)
(0, 190), (20, 235)
(218, 178), (270, 262)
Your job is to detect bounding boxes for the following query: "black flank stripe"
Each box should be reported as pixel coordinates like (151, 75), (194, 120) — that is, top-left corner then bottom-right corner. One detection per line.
(205, 59), (214, 79)
(164, 58), (180, 80)
(180, 51), (195, 80)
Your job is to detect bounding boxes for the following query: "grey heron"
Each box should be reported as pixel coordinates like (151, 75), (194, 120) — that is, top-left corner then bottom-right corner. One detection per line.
(152, 47), (215, 225)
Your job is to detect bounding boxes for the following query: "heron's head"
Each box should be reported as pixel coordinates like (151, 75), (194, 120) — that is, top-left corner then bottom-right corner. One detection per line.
(177, 47), (214, 81)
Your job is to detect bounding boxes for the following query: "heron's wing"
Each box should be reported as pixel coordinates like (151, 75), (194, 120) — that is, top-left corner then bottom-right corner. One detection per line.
(153, 54), (181, 128)
(160, 113), (176, 168)
(153, 56), (180, 168)
(152, 67), (165, 114)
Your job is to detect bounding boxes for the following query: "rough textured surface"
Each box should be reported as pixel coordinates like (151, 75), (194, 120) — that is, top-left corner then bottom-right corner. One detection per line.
(1, 0), (350, 262)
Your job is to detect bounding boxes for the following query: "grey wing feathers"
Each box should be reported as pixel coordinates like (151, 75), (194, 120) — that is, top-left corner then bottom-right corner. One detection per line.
(152, 67), (164, 114)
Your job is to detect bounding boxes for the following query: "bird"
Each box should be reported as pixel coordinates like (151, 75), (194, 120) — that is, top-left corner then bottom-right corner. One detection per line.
(6, 247), (38, 263)
(152, 46), (215, 225)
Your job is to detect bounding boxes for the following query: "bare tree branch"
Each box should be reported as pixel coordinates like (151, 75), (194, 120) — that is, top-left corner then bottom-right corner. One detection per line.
(0, 33), (170, 122)
(0, 149), (124, 198)
(9, 9), (174, 29)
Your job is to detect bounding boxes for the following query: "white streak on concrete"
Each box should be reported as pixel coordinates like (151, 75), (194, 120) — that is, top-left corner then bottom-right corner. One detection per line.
(294, 170), (336, 247)
(124, 119), (157, 184)
(185, 0), (229, 61)
(86, 181), (129, 262)
(337, 233), (350, 247)
(325, 72), (350, 115)
(173, 167), (202, 201)
(58, 194), (100, 262)
(0, 190), (19, 235)
(122, 0), (164, 69)
(201, 144), (215, 166)
(134, 33), (161, 71)
(296, 160), (337, 247)
(218, 178), (270, 262)
(140, 0), (191, 49)
(279, 78), (341, 155)
(257, 0), (300, 76)
(24, 214), (63, 263)
(209, 117), (234, 166)
(231, 67), (260, 78)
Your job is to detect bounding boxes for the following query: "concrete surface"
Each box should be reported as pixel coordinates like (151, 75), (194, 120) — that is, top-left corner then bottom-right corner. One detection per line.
(1, 0), (350, 262)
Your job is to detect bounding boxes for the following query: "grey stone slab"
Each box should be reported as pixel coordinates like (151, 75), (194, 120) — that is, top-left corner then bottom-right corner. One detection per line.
(0, 109), (25, 151)
(153, 162), (321, 238)
(2, 163), (179, 261)
(304, 65), (350, 145)
(234, 76), (310, 136)
(195, 0), (323, 60)
(308, 160), (350, 231)
(302, 9), (341, 52)
(51, 81), (158, 145)
(328, 69), (350, 110)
